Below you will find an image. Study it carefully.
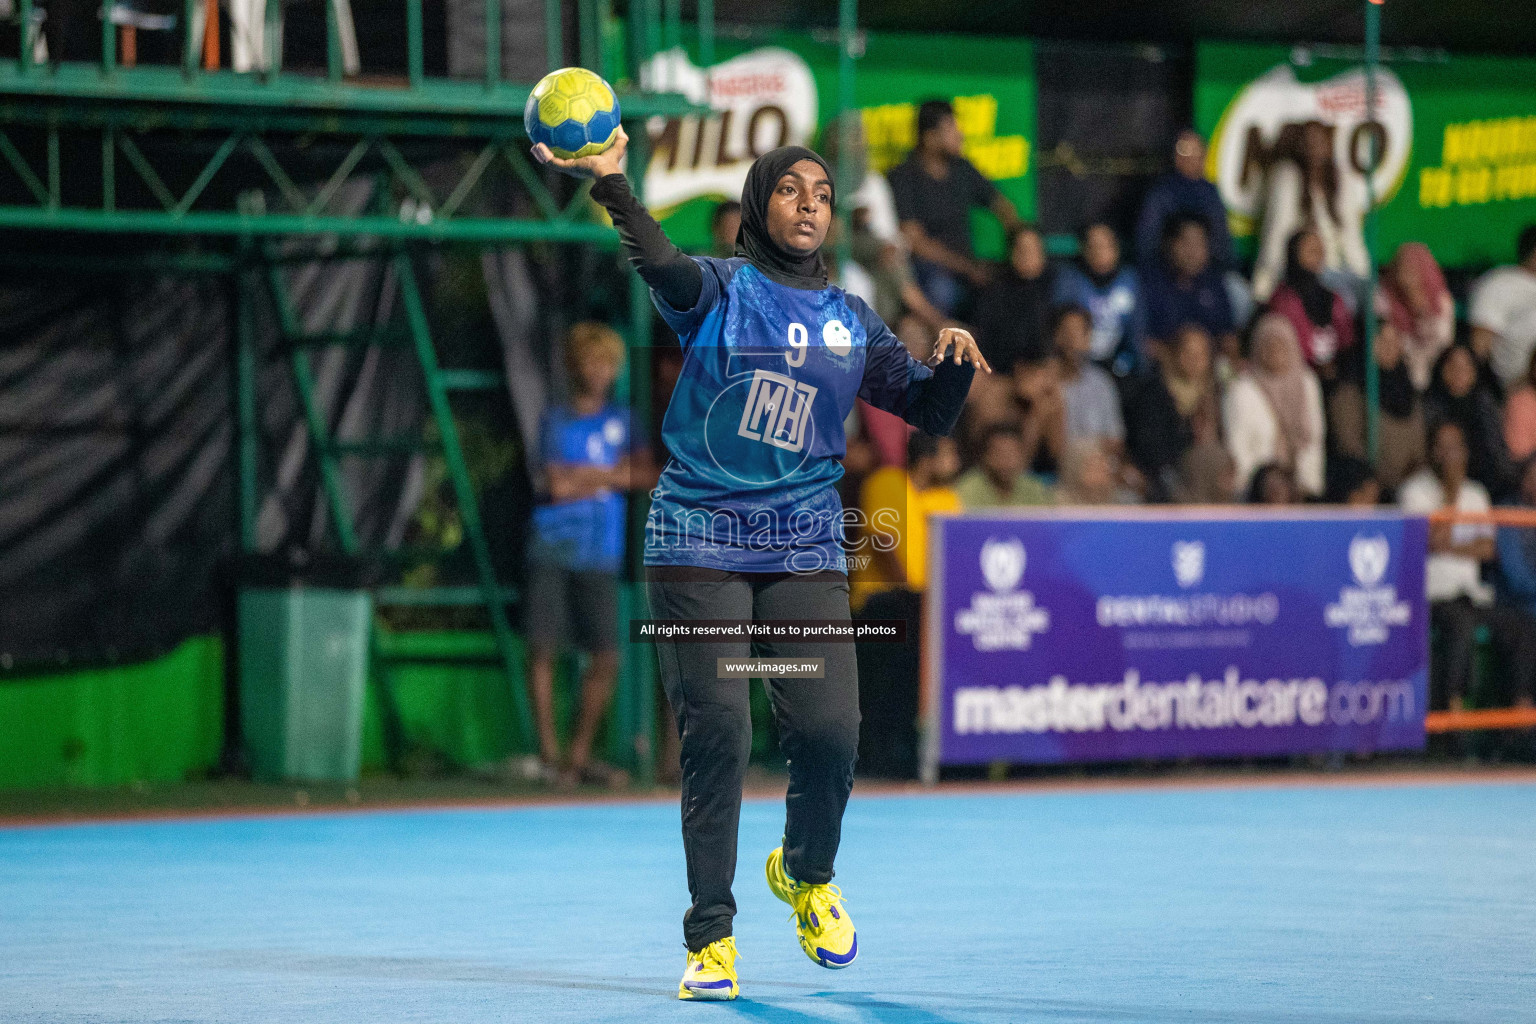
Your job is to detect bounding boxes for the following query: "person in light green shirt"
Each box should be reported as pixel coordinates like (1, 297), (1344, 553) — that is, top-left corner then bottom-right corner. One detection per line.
(954, 422), (1056, 508)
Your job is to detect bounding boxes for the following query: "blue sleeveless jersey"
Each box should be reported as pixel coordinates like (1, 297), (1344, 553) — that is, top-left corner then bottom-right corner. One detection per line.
(646, 257), (933, 574)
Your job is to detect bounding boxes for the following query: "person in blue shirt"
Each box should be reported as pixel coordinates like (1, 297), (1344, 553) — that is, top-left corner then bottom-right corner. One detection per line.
(1143, 214), (1239, 364)
(525, 321), (634, 789)
(1495, 455), (1536, 706)
(1053, 222), (1146, 378)
(535, 128), (985, 999)
(1135, 129), (1234, 273)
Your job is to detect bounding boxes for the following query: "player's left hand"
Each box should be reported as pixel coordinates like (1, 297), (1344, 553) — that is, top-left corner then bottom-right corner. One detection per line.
(532, 126), (629, 180)
(928, 326), (992, 373)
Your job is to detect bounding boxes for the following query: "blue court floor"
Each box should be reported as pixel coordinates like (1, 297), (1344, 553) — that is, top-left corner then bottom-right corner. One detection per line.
(3, 779), (1535, 1024)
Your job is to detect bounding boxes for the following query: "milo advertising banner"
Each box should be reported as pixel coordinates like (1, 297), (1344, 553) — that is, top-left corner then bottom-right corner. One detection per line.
(1197, 41), (1536, 266)
(637, 33), (1035, 256)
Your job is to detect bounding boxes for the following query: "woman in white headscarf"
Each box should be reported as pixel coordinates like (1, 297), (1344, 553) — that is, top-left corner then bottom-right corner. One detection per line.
(1224, 313), (1326, 497)
(1252, 122), (1371, 306)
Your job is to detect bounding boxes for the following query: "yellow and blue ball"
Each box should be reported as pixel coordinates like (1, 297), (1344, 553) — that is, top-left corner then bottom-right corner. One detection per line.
(524, 67), (622, 160)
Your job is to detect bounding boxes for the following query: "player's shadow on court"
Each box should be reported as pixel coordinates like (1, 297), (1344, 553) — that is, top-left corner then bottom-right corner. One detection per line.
(205, 952), (1451, 1024)
(727, 994), (957, 1024)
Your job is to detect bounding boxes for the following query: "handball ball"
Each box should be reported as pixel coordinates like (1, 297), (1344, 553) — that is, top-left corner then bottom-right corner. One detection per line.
(524, 67), (622, 160)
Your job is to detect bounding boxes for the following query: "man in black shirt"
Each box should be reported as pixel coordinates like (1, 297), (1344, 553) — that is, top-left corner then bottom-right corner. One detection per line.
(887, 99), (1021, 317)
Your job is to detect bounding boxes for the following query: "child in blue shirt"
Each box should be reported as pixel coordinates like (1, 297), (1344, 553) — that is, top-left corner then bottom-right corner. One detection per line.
(526, 322), (632, 788)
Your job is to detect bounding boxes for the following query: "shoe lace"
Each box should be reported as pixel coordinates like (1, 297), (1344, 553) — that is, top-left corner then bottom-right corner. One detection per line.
(694, 937), (739, 972)
(791, 882), (848, 928)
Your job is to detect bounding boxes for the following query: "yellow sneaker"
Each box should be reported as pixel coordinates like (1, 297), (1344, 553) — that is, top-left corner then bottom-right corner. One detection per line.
(765, 846), (858, 969)
(678, 936), (740, 1000)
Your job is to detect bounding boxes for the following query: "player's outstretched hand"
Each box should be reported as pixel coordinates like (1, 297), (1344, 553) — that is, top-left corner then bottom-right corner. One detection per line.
(531, 126), (629, 180)
(928, 326), (992, 374)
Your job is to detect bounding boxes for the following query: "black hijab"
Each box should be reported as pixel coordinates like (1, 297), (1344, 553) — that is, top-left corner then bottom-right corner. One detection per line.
(974, 244), (1054, 372)
(1340, 329), (1416, 419)
(735, 145), (833, 290)
(1283, 230), (1336, 327)
(1426, 342), (1517, 497)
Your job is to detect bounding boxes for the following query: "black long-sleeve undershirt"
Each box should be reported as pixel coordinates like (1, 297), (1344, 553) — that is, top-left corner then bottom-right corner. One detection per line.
(903, 358), (975, 437)
(590, 173), (704, 313)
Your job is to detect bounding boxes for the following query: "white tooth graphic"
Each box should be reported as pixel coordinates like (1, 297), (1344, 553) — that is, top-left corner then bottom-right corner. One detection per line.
(1209, 62), (1413, 236)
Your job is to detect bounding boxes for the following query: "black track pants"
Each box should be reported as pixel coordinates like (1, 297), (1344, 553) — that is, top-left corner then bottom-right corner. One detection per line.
(645, 566), (860, 952)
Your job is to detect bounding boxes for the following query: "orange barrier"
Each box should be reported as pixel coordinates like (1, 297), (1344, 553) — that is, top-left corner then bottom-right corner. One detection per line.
(1421, 507), (1536, 730)
(1424, 707), (1536, 733)
(1426, 507), (1536, 527)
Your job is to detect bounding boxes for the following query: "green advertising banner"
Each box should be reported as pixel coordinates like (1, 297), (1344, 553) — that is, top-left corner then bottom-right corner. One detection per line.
(1197, 41), (1536, 268)
(636, 32), (1035, 257)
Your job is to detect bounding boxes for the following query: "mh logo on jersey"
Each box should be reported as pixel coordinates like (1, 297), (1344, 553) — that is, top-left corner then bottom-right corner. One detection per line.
(738, 369), (818, 453)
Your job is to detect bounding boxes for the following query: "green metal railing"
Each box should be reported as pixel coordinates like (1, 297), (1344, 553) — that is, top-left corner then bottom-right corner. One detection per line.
(0, 1), (724, 780)
(0, 1), (704, 240)
(0, 1), (869, 784)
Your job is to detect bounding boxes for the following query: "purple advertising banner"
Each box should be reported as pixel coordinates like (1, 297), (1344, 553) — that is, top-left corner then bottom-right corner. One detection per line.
(924, 510), (1429, 774)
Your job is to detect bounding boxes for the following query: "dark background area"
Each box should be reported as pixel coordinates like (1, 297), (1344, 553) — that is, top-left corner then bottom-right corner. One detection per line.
(699, 0), (1527, 57)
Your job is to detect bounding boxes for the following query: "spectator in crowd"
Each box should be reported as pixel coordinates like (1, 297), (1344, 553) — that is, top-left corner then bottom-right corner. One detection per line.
(1124, 322), (1221, 502)
(848, 219), (949, 337)
(974, 223), (1055, 374)
(1006, 353), (1068, 476)
(1469, 224), (1536, 391)
(821, 114), (950, 337)
(709, 200), (741, 259)
(1328, 319), (1424, 493)
(1053, 304), (1127, 458)
(853, 433), (962, 777)
(1174, 442), (1238, 504)
(838, 418), (880, 508)
(1400, 421), (1536, 711)
(888, 99), (1021, 316)
(1058, 438), (1131, 505)
(1143, 214), (1238, 363)
(1252, 121), (1370, 305)
(851, 432), (962, 610)
(1504, 349), (1536, 463)
(1424, 342), (1517, 499)
(1225, 313), (1325, 499)
(1324, 455), (1382, 506)
(1135, 128), (1233, 273)
(826, 217), (877, 308)
(1246, 462), (1301, 505)
(821, 113), (901, 245)
(855, 399), (915, 471)
(1376, 241), (1455, 392)
(524, 323), (634, 789)
(1054, 222), (1145, 377)
(1495, 457), (1536, 705)
(1266, 226), (1354, 378)
(953, 422), (1055, 509)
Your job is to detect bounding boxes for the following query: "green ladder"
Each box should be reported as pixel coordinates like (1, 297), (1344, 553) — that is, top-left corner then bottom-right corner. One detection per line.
(260, 248), (532, 764)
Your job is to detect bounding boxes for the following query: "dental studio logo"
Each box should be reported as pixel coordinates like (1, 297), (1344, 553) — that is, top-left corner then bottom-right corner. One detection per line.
(1324, 533), (1411, 646)
(1094, 542), (1279, 632)
(1171, 540), (1205, 589)
(955, 537), (1051, 652)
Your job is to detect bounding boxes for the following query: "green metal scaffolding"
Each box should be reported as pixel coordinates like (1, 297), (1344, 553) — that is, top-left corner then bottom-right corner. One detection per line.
(0, 0), (723, 781)
(0, 0), (867, 782)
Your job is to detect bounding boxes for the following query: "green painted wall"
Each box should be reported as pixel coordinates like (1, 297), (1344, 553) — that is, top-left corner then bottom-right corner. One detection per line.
(0, 630), (606, 792)
(0, 637), (226, 791)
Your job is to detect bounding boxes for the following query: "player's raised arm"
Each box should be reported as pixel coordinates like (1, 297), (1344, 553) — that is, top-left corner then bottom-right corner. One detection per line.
(534, 128), (704, 313)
